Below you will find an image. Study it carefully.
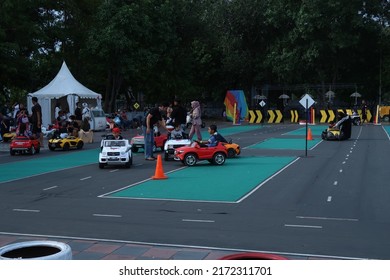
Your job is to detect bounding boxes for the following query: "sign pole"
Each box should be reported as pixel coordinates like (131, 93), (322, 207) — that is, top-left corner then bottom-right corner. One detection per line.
(299, 93), (315, 158)
(305, 99), (308, 157)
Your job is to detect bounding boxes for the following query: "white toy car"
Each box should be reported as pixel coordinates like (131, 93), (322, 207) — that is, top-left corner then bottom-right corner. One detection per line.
(99, 139), (133, 169)
(163, 134), (192, 161)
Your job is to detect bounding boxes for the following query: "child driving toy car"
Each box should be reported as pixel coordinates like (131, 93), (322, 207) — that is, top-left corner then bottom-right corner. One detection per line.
(196, 124), (227, 147)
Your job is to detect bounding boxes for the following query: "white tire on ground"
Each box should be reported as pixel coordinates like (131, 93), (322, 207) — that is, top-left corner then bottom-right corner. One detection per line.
(0, 240), (72, 260)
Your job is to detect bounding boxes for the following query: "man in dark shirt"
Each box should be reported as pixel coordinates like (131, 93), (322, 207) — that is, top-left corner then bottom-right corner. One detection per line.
(75, 102), (82, 121)
(31, 97), (43, 146)
(142, 102), (169, 160)
(170, 99), (187, 130)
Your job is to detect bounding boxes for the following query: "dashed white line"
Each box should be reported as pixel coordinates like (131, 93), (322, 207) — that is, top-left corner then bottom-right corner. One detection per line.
(182, 219), (215, 223)
(327, 196), (332, 202)
(93, 214), (122, 218)
(284, 224), (322, 229)
(296, 216), (358, 222)
(339, 169), (343, 173)
(333, 181), (338, 186)
(43, 185), (59, 191)
(109, 169), (119, 173)
(13, 209), (40, 213)
(80, 176), (92, 181)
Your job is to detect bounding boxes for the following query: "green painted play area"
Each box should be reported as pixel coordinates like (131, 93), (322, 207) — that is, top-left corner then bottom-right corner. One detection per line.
(107, 156), (296, 202)
(249, 138), (321, 150)
(0, 149), (99, 183)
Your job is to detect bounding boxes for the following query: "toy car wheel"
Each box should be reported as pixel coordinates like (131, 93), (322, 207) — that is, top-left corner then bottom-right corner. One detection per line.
(77, 141), (84, 149)
(29, 146), (36, 155)
(10, 149), (15, 156)
(164, 153), (170, 161)
(131, 146), (139, 153)
(99, 163), (106, 169)
(36, 146), (40, 154)
(48, 145), (55, 151)
(184, 153), (197, 166)
(212, 152), (226, 165)
(161, 141), (166, 151)
(152, 143), (157, 152)
(353, 118), (361, 125)
(227, 148), (236, 158)
(63, 143), (70, 151)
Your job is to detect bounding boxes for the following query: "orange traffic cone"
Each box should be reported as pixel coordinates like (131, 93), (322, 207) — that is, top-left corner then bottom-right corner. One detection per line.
(307, 128), (313, 140)
(152, 154), (168, 180)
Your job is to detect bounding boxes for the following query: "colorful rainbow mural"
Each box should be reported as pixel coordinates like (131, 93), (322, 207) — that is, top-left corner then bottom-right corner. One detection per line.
(224, 90), (249, 122)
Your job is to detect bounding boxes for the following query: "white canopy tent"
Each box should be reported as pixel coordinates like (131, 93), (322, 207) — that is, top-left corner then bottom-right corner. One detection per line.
(28, 61), (102, 127)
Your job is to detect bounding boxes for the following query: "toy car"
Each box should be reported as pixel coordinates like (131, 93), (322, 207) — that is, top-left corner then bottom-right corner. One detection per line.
(130, 133), (167, 153)
(322, 115), (352, 141)
(99, 139), (133, 169)
(223, 140), (240, 158)
(2, 131), (16, 142)
(174, 141), (227, 166)
(10, 136), (40, 155)
(163, 134), (192, 161)
(48, 135), (84, 151)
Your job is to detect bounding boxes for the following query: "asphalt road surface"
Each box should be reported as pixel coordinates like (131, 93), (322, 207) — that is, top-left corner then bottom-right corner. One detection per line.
(1, 123), (390, 260)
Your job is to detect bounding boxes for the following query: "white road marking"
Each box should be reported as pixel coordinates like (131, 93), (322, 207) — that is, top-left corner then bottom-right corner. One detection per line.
(339, 169), (343, 173)
(109, 169), (119, 173)
(43, 185), (59, 191)
(333, 181), (338, 186)
(284, 224), (322, 229)
(327, 196), (332, 202)
(296, 216), (358, 222)
(182, 219), (215, 223)
(93, 214), (122, 218)
(80, 176), (92, 181)
(13, 209), (40, 213)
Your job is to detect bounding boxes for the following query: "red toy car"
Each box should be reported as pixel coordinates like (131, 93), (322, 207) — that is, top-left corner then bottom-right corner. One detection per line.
(10, 136), (41, 155)
(174, 141), (227, 166)
(130, 133), (167, 153)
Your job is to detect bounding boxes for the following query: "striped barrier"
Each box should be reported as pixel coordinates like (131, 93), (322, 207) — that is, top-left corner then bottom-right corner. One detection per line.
(267, 110), (283, 123)
(319, 109), (372, 123)
(248, 110), (263, 123)
(290, 110), (299, 123)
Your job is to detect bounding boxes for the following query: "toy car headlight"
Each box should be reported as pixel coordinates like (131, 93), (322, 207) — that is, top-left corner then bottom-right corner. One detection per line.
(102, 152), (107, 156)
(120, 152), (126, 156)
(168, 144), (173, 149)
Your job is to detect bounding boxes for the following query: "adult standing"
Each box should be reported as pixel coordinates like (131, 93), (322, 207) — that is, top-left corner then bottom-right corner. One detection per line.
(142, 102), (169, 160)
(31, 97), (43, 147)
(170, 99), (187, 130)
(82, 103), (90, 120)
(188, 100), (202, 141)
(78, 116), (94, 143)
(54, 102), (61, 120)
(75, 102), (82, 121)
(361, 100), (368, 124)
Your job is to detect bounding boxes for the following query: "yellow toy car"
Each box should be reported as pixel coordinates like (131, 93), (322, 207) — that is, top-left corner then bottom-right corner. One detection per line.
(48, 135), (84, 151)
(2, 131), (16, 142)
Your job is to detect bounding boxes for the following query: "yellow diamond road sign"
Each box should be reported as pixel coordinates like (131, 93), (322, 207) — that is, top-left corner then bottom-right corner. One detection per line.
(133, 102), (140, 109)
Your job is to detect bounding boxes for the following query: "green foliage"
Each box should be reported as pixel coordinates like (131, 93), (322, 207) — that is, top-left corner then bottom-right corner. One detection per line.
(1, 0), (389, 111)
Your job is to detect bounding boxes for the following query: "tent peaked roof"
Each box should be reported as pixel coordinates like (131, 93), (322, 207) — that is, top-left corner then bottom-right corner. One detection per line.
(30, 61), (101, 99)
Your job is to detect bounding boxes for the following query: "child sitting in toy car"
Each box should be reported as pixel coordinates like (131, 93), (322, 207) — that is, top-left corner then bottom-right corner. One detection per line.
(196, 124), (227, 147)
(169, 122), (186, 139)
